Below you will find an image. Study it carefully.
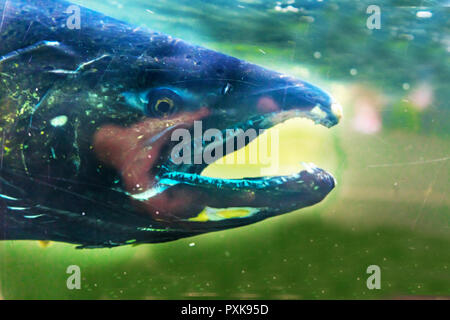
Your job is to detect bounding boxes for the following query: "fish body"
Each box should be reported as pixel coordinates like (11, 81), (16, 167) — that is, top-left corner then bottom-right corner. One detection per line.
(0, 0), (341, 248)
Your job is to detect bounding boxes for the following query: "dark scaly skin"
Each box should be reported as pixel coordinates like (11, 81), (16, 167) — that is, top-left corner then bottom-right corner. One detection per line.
(0, 0), (341, 248)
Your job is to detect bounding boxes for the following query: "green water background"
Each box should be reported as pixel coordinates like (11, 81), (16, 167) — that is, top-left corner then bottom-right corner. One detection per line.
(0, 0), (448, 299)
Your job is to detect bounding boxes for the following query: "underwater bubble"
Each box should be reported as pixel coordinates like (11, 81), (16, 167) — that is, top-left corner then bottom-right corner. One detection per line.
(416, 11), (432, 18)
(399, 33), (415, 41)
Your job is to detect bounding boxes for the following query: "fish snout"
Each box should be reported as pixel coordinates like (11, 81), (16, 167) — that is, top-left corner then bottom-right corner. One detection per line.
(253, 80), (342, 128)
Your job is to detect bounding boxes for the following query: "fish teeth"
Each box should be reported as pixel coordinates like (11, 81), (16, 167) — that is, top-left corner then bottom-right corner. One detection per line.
(300, 162), (315, 174)
(299, 162), (321, 174)
(309, 162), (321, 174)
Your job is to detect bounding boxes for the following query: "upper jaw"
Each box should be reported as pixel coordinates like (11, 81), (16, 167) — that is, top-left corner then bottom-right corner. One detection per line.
(161, 102), (340, 176)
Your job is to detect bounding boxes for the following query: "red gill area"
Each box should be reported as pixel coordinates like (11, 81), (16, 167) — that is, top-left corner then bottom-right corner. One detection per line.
(93, 108), (209, 221)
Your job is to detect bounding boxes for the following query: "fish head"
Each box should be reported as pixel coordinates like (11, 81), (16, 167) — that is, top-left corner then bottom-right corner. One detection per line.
(0, 1), (343, 246)
(91, 38), (342, 232)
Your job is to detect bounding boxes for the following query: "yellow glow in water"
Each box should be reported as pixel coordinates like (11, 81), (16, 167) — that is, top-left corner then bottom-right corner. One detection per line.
(203, 117), (338, 180)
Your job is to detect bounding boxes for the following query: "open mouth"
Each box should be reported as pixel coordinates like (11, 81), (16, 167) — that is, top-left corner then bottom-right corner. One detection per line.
(93, 103), (341, 230)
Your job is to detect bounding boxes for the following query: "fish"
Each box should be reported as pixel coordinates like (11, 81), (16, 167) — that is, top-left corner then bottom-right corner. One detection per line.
(0, 0), (342, 248)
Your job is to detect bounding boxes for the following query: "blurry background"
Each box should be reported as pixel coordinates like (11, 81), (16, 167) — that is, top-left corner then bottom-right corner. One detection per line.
(0, 0), (448, 299)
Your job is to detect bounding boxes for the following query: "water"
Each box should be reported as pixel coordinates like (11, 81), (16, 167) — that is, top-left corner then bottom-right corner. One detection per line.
(0, 0), (448, 299)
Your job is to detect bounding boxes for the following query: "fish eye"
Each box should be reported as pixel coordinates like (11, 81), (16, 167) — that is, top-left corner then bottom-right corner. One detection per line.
(146, 88), (182, 117)
(154, 98), (174, 114)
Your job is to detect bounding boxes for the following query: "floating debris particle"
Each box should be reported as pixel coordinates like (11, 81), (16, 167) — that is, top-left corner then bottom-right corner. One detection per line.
(50, 115), (68, 127)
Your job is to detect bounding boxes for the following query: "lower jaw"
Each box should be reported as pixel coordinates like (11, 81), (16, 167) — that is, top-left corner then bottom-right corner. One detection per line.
(138, 163), (335, 222)
(161, 162), (334, 191)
